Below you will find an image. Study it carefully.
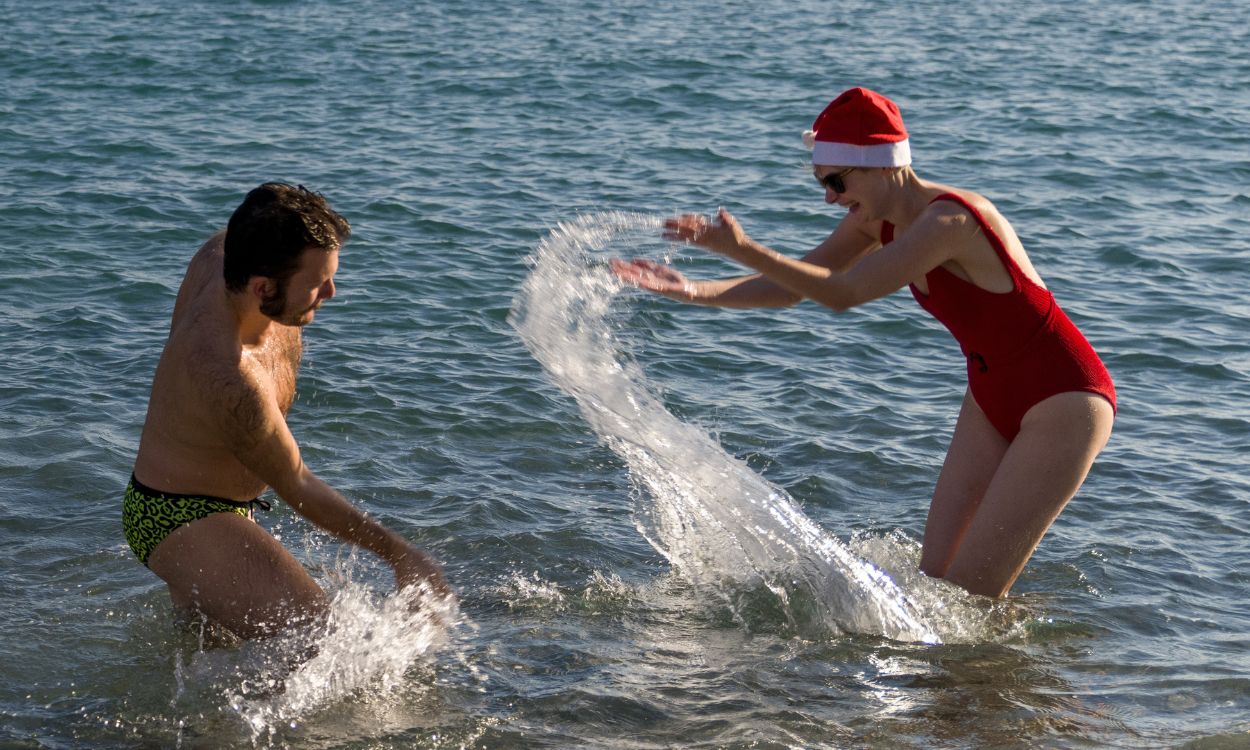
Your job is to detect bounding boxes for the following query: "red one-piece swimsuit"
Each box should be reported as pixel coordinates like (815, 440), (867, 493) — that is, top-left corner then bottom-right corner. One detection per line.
(881, 192), (1116, 440)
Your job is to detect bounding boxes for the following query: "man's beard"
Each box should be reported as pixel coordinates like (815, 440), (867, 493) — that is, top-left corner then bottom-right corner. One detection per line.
(260, 279), (318, 326)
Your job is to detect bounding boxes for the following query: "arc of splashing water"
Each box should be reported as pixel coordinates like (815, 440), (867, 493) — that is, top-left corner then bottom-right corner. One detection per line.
(511, 212), (940, 644)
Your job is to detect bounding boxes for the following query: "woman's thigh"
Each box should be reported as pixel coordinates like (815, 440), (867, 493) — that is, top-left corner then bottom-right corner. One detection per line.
(942, 392), (1114, 597)
(920, 390), (1009, 578)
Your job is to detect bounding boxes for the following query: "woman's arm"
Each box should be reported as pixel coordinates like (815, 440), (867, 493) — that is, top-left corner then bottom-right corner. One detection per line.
(669, 206), (967, 312)
(610, 258), (798, 307)
(613, 211), (881, 309)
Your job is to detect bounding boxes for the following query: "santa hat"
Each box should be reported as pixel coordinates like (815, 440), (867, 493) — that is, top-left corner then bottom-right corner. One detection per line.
(802, 87), (911, 167)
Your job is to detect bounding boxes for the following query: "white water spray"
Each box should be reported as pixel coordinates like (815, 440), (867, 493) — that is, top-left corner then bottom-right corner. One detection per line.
(510, 212), (941, 644)
(228, 583), (459, 740)
(168, 570), (465, 744)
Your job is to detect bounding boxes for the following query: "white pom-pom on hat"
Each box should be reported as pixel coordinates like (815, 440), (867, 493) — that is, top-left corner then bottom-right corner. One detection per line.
(801, 129), (817, 149)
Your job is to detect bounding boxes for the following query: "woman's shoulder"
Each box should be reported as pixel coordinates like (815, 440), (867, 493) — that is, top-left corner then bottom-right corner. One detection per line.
(924, 184), (997, 214)
(920, 185), (1016, 236)
(918, 182), (1036, 284)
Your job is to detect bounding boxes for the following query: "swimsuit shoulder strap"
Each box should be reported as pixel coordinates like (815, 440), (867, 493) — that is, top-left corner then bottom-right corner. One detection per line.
(927, 192), (1023, 279)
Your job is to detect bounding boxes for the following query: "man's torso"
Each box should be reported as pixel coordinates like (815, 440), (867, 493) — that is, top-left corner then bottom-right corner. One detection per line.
(133, 234), (301, 500)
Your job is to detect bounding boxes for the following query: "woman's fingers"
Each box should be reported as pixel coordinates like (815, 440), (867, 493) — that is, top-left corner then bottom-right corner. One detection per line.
(609, 257), (654, 283)
(662, 213), (712, 243)
(609, 257), (687, 294)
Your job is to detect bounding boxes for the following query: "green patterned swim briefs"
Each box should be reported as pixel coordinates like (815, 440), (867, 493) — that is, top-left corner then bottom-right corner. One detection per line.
(122, 474), (269, 566)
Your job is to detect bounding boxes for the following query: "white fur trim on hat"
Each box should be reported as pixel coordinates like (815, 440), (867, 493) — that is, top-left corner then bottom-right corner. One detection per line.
(811, 139), (911, 168)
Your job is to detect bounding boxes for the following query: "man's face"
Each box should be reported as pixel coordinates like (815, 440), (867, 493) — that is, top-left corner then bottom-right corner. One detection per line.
(260, 247), (339, 326)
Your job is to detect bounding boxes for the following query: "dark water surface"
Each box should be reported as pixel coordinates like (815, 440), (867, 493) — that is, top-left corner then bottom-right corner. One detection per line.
(2, 0), (1248, 747)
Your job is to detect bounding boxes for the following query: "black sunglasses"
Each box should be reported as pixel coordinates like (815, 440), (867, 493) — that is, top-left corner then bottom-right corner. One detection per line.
(815, 167), (855, 194)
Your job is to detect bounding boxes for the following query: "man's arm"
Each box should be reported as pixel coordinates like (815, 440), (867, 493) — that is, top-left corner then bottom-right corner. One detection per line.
(209, 362), (452, 599)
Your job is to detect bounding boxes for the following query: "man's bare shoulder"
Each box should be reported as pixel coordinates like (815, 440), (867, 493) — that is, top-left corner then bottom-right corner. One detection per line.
(197, 230), (226, 257)
(182, 231), (227, 282)
(170, 231), (227, 328)
(188, 232), (230, 287)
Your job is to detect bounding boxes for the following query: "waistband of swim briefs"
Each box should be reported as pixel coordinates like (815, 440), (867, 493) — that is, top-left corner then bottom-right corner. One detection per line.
(129, 473), (258, 506)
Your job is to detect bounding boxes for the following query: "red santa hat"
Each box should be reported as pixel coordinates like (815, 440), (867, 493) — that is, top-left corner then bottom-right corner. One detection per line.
(802, 87), (911, 167)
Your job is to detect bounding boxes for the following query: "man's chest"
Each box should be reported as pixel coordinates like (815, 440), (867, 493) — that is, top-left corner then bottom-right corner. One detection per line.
(250, 332), (302, 415)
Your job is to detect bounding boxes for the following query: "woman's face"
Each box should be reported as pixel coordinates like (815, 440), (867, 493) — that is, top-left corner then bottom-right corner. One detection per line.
(813, 165), (863, 213)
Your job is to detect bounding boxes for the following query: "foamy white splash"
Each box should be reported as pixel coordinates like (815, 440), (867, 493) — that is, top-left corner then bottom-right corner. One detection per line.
(220, 581), (461, 743)
(510, 212), (942, 643)
(235, 582), (460, 735)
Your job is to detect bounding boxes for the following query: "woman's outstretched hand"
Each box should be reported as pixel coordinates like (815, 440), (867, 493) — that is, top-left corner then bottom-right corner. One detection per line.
(661, 207), (748, 257)
(610, 208), (754, 303)
(609, 258), (697, 302)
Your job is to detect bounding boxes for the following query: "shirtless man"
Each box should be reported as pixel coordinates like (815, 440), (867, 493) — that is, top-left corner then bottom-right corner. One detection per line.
(123, 183), (451, 638)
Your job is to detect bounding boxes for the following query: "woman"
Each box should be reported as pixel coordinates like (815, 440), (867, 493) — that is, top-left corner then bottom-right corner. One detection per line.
(611, 87), (1116, 598)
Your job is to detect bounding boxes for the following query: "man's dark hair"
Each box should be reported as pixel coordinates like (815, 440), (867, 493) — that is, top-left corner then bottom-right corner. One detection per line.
(222, 183), (351, 293)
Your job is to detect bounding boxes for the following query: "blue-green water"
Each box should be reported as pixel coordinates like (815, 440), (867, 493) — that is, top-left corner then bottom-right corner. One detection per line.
(3, 0), (1249, 747)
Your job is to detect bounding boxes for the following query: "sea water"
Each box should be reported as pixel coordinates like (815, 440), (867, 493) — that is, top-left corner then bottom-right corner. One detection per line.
(2, 0), (1249, 747)
(511, 213), (956, 646)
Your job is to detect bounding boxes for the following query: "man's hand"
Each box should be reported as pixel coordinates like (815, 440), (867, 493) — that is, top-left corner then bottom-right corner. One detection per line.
(391, 542), (454, 601)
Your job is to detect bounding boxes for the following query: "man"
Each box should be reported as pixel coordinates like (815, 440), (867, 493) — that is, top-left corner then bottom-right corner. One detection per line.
(123, 183), (451, 638)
